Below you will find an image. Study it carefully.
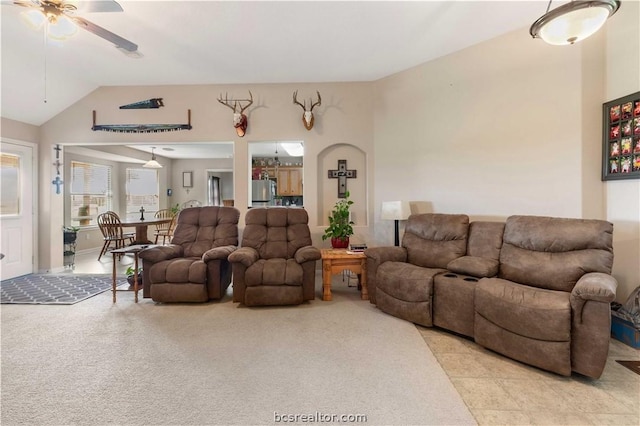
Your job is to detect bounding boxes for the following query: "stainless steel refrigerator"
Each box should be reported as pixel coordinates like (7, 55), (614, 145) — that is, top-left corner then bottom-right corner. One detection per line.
(251, 180), (275, 207)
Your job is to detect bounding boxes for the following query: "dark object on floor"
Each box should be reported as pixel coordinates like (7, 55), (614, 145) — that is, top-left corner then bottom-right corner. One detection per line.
(611, 315), (640, 349)
(616, 360), (640, 376)
(1, 274), (121, 305)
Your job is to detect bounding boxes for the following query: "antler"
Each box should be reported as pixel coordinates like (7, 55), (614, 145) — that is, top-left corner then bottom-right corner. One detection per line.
(310, 91), (321, 111)
(239, 90), (253, 113)
(293, 90), (306, 110)
(217, 93), (237, 112)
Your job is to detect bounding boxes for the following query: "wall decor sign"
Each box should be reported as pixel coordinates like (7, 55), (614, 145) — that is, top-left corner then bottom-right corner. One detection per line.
(602, 91), (640, 181)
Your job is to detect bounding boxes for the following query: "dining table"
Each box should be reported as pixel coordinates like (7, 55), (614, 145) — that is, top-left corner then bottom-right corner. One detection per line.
(120, 216), (172, 245)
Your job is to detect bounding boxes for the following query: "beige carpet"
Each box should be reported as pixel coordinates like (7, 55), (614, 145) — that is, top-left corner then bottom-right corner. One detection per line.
(1, 275), (476, 425)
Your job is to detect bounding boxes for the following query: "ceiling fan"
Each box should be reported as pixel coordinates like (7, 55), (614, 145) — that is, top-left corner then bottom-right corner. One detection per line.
(10, 0), (139, 55)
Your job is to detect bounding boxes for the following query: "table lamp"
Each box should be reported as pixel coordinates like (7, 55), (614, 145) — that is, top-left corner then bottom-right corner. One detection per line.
(381, 201), (411, 246)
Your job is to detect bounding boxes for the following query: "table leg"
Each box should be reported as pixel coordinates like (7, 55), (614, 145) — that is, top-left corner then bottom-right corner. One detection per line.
(133, 253), (139, 303)
(112, 252), (117, 303)
(134, 225), (152, 245)
(322, 259), (332, 301)
(360, 259), (368, 300)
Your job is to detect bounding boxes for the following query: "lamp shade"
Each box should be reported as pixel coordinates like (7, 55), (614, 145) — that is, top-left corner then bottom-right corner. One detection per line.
(381, 201), (411, 221)
(143, 148), (162, 169)
(530, 0), (620, 45)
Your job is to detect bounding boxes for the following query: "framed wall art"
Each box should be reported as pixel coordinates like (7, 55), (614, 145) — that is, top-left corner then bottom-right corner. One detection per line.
(182, 171), (193, 188)
(602, 91), (640, 181)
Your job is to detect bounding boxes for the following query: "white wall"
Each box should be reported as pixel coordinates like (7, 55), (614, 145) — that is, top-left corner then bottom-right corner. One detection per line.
(604, 1), (640, 302)
(372, 7), (639, 302)
(38, 82), (374, 270)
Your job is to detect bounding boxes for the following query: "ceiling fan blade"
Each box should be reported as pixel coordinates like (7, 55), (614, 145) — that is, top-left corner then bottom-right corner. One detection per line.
(71, 0), (123, 14)
(71, 15), (138, 53)
(9, 0), (40, 8)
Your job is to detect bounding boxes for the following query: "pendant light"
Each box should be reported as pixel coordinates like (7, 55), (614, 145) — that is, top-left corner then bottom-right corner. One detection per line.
(143, 147), (162, 169)
(530, 0), (621, 46)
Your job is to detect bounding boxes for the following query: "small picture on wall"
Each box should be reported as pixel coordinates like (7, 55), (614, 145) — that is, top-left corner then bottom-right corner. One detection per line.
(610, 141), (620, 157)
(610, 105), (621, 122)
(610, 124), (620, 139)
(622, 102), (633, 119)
(603, 91), (640, 180)
(610, 158), (619, 174)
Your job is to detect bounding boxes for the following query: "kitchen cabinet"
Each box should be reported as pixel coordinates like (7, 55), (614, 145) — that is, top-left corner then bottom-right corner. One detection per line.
(276, 167), (303, 196)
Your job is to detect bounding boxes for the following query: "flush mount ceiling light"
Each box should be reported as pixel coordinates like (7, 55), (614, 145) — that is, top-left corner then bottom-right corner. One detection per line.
(530, 0), (621, 45)
(143, 147), (162, 169)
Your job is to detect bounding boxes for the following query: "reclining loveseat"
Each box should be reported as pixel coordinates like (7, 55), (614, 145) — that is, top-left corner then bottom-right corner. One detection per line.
(365, 213), (616, 378)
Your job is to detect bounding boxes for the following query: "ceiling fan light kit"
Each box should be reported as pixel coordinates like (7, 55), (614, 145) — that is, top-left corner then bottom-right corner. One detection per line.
(13, 0), (139, 54)
(530, 0), (621, 45)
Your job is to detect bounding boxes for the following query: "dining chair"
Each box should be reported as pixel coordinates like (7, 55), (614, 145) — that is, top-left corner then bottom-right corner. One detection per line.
(153, 209), (176, 244)
(181, 200), (202, 209)
(97, 211), (135, 261)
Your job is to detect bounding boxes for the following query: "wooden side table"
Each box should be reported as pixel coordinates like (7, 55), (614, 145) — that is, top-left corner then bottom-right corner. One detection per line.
(320, 249), (368, 301)
(110, 244), (156, 303)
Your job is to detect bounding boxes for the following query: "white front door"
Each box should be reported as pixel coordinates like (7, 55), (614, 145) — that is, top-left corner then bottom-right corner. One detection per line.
(0, 142), (34, 280)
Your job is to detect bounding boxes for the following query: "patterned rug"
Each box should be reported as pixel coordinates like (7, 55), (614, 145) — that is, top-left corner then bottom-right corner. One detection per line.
(0, 274), (125, 305)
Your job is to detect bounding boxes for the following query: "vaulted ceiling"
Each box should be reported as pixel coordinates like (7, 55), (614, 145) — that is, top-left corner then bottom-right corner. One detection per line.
(1, 0), (547, 127)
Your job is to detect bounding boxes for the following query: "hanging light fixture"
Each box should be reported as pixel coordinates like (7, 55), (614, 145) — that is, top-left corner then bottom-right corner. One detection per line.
(530, 0), (621, 45)
(143, 147), (162, 169)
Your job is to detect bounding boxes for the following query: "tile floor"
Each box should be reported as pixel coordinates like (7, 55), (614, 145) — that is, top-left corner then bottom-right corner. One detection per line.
(70, 251), (640, 425)
(418, 326), (640, 425)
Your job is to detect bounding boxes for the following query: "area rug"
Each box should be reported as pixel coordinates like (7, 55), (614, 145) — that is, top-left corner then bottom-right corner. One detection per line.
(0, 274), (123, 305)
(616, 360), (640, 375)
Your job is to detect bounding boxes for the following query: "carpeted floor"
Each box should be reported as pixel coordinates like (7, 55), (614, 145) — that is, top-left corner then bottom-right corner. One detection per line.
(0, 274), (123, 304)
(0, 276), (476, 425)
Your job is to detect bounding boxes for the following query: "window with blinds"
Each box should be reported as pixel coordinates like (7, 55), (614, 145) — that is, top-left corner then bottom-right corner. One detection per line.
(70, 161), (112, 227)
(126, 168), (159, 215)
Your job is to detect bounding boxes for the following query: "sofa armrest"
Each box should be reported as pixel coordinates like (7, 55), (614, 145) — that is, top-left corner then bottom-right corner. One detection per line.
(447, 256), (499, 278)
(139, 244), (183, 263)
(570, 272), (617, 322)
(295, 246), (321, 264)
(203, 245), (237, 262)
(364, 246), (407, 266)
(228, 246), (259, 267)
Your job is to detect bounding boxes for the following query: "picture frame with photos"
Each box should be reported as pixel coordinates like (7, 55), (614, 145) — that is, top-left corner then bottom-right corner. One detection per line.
(602, 91), (640, 180)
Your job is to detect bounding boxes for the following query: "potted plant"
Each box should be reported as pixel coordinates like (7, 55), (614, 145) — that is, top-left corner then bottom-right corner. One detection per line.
(125, 266), (143, 286)
(63, 226), (79, 244)
(322, 191), (354, 249)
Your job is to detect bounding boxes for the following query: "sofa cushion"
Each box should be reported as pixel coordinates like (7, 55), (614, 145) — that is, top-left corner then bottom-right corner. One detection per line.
(475, 278), (571, 342)
(377, 262), (445, 302)
(403, 214), (469, 269)
(447, 256), (499, 278)
(242, 208), (312, 260)
(499, 215), (614, 292)
(149, 257), (206, 284)
(467, 221), (505, 260)
(244, 258), (303, 287)
(171, 206), (240, 258)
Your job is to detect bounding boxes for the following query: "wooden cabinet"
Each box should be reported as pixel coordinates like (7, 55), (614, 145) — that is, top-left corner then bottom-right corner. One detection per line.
(276, 167), (303, 196)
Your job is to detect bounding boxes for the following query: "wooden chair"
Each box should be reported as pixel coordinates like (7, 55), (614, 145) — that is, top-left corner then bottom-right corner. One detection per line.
(153, 209), (176, 244)
(97, 211), (134, 261)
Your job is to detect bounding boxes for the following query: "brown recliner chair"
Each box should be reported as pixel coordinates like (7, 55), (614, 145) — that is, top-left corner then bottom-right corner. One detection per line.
(229, 207), (321, 306)
(139, 206), (239, 303)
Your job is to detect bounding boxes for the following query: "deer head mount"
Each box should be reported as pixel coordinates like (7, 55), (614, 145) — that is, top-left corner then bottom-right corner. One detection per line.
(293, 90), (321, 130)
(217, 91), (253, 137)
